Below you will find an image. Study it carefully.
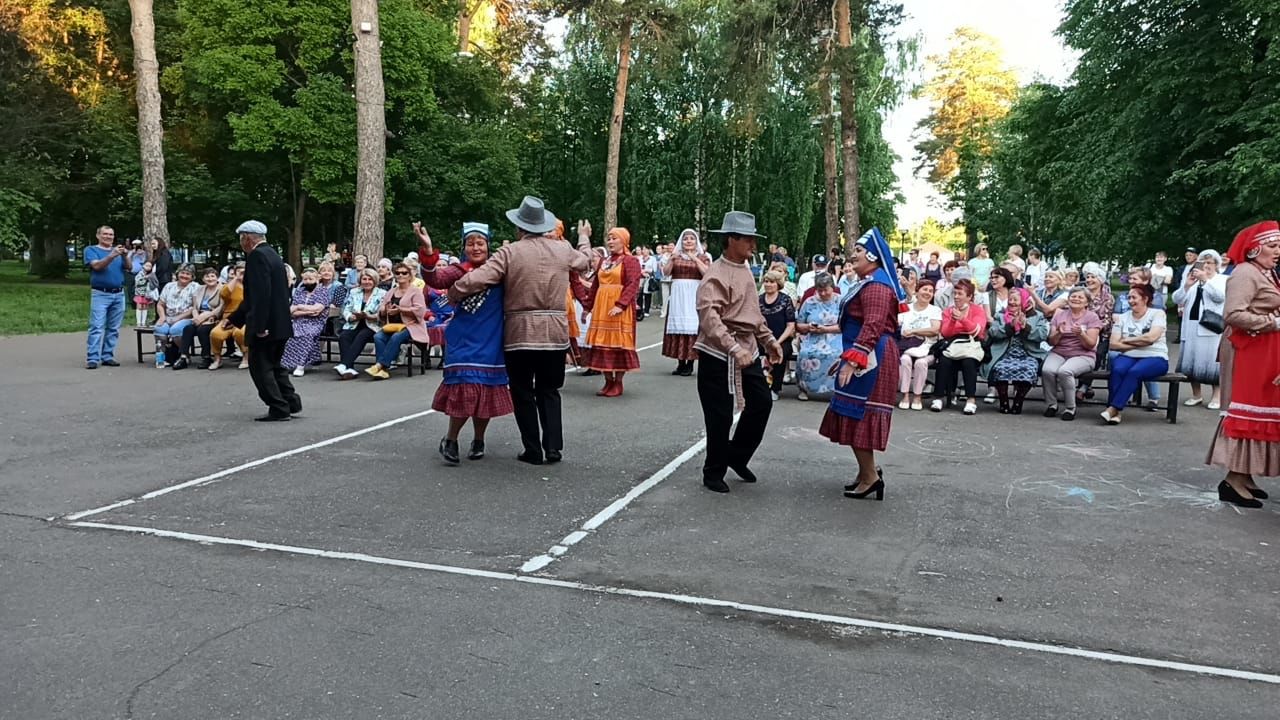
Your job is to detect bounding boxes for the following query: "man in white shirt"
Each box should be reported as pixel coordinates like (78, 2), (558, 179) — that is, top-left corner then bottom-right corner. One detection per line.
(1024, 248), (1044, 290)
(795, 254), (829, 298)
(1148, 251), (1173, 308)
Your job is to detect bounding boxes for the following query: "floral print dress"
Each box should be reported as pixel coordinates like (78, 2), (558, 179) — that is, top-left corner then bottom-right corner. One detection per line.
(795, 294), (843, 399)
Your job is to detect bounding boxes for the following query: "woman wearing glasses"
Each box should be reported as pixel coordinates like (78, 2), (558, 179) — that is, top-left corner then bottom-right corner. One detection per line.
(365, 262), (431, 380)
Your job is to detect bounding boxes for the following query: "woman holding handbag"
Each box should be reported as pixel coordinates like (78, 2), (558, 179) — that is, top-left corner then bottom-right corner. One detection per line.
(1171, 249), (1226, 409)
(897, 279), (942, 410)
(930, 279), (989, 415)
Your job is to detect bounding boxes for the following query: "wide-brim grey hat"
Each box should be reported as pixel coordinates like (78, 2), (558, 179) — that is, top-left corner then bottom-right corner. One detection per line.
(505, 196), (559, 234)
(709, 211), (765, 239)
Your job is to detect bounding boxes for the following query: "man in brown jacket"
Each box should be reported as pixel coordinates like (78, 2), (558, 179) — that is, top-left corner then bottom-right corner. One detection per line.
(450, 196), (593, 465)
(695, 211), (784, 493)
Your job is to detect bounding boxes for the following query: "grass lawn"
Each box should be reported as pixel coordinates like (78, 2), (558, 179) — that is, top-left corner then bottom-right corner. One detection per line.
(0, 262), (138, 336)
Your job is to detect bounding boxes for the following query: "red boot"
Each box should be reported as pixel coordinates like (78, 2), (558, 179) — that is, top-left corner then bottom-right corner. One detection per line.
(596, 377), (614, 396)
(605, 375), (624, 397)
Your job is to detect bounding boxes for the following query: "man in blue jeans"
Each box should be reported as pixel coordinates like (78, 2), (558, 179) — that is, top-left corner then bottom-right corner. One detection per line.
(84, 225), (129, 369)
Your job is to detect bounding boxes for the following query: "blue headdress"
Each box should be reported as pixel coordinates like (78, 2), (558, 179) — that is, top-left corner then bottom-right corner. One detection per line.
(855, 228), (908, 311)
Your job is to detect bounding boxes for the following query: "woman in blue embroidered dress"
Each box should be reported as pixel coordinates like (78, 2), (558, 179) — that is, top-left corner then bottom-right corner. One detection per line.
(418, 221), (515, 465)
(818, 228), (906, 501)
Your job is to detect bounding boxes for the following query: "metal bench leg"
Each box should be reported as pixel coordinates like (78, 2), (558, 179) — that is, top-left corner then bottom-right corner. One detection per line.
(1167, 381), (1180, 424)
(137, 331), (144, 363)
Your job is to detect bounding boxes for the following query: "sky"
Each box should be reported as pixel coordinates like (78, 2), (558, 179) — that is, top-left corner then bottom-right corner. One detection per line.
(884, 0), (1078, 229)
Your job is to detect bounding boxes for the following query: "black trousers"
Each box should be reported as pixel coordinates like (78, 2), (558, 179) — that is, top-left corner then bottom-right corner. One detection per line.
(637, 291), (653, 317)
(936, 356), (979, 398)
(181, 323), (216, 359)
(338, 325), (376, 367)
(697, 351), (773, 481)
(248, 338), (300, 417)
(505, 349), (566, 457)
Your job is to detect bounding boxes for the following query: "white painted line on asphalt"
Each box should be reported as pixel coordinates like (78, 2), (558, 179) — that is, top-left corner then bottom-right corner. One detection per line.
(637, 341), (662, 352)
(63, 410), (439, 521)
(68, 520), (1280, 685)
(519, 412), (739, 574)
(69, 521), (514, 581)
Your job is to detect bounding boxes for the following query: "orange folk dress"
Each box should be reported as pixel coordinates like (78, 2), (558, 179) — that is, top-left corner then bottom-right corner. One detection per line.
(577, 254), (641, 372)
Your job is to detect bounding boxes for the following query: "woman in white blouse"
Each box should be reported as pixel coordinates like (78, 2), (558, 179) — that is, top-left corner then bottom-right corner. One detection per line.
(897, 280), (942, 410)
(1171, 249), (1227, 408)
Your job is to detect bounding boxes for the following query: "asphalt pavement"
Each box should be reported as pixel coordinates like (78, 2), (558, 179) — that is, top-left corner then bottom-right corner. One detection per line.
(2, 321), (1278, 719)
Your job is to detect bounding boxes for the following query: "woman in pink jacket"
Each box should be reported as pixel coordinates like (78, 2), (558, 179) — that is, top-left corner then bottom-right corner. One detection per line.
(929, 278), (989, 414)
(365, 262), (431, 380)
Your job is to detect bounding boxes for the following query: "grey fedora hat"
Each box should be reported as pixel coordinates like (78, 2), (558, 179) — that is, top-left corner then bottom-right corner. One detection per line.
(505, 195), (559, 234)
(709, 210), (766, 239)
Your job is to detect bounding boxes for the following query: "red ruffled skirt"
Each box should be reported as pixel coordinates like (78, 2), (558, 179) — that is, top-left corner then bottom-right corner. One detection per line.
(818, 406), (893, 452)
(582, 346), (640, 372)
(661, 333), (698, 361)
(431, 383), (514, 419)
(427, 326), (447, 346)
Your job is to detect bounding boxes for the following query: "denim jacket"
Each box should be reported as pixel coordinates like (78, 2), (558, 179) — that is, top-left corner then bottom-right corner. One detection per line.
(342, 286), (386, 332)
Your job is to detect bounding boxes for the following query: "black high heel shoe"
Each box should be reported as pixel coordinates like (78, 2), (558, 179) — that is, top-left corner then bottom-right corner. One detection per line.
(844, 479), (885, 501)
(1218, 480), (1263, 509)
(845, 467), (882, 492)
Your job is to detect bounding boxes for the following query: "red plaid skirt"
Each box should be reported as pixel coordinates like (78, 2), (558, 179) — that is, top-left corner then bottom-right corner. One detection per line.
(582, 346), (640, 372)
(431, 383), (514, 419)
(661, 333), (698, 361)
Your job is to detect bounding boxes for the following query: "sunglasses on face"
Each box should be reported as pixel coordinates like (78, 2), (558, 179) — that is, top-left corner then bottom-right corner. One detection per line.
(394, 270), (410, 276)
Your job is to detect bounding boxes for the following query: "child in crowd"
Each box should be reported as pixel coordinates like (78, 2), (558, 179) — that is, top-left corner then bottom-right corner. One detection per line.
(133, 261), (158, 326)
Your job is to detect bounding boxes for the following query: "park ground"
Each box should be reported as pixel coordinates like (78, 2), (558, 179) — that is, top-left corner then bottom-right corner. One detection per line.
(1, 320), (1277, 719)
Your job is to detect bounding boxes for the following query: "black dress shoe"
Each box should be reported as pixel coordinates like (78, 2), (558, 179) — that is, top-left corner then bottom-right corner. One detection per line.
(468, 440), (485, 460)
(101, 359), (120, 367)
(289, 399), (303, 415)
(545, 450), (562, 464)
(703, 476), (730, 493)
(844, 478), (885, 500)
(1218, 480), (1263, 509)
(729, 463), (756, 483)
(439, 438), (460, 465)
(254, 413), (291, 422)
(517, 451), (544, 465)
(1250, 488), (1270, 500)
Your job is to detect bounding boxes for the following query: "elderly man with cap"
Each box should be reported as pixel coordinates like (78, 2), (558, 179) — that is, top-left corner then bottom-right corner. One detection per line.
(226, 220), (300, 422)
(448, 196), (594, 465)
(695, 211), (785, 493)
(796, 254), (830, 300)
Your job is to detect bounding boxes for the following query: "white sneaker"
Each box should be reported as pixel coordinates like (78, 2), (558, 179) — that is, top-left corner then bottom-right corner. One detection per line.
(983, 390), (996, 404)
(898, 399), (910, 409)
(929, 399), (943, 412)
(334, 364), (348, 375)
(797, 391), (809, 401)
(292, 366), (305, 377)
(963, 401), (977, 415)
(771, 391), (779, 402)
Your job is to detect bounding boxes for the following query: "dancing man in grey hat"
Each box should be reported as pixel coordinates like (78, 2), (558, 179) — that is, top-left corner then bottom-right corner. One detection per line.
(227, 220), (301, 422)
(694, 211), (784, 493)
(449, 196), (593, 465)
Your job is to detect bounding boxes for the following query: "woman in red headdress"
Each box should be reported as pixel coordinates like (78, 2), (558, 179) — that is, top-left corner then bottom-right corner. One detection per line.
(1207, 221), (1280, 507)
(574, 226), (642, 396)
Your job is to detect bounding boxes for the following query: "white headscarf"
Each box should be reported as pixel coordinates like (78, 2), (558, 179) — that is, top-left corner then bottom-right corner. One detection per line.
(676, 228), (704, 259)
(1197, 249), (1222, 264)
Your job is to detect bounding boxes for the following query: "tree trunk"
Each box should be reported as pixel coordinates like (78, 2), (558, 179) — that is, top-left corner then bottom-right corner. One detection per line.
(290, 189), (306, 270)
(819, 59), (840, 251)
(835, 0), (860, 240)
(30, 233), (68, 279)
(351, 0), (386, 261)
(603, 18), (633, 230)
(128, 0), (169, 245)
(458, 6), (473, 53)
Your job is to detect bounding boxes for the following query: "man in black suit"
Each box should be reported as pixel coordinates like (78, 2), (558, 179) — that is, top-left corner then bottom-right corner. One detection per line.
(228, 220), (301, 421)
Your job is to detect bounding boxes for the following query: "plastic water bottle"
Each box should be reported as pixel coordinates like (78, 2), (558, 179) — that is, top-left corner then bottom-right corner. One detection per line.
(155, 349), (165, 367)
